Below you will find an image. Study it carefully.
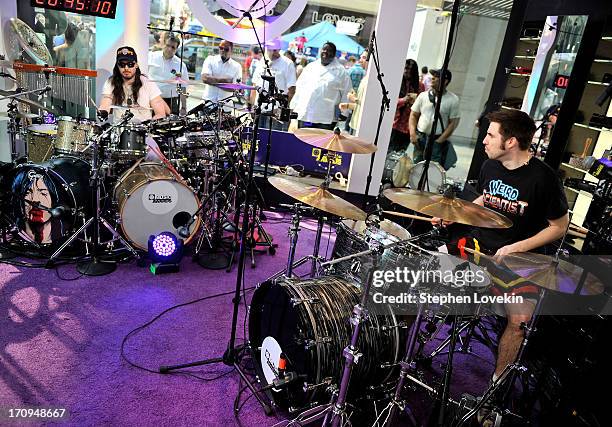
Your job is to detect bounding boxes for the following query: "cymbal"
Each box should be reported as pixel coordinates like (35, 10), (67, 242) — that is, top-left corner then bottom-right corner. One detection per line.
(12, 97), (60, 115)
(213, 82), (255, 91)
(110, 105), (153, 111)
(499, 252), (605, 296)
(293, 128), (376, 154)
(268, 176), (366, 220)
(150, 77), (205, 86)
(0, 111), (38, 120)
(383, 188), (512, 229)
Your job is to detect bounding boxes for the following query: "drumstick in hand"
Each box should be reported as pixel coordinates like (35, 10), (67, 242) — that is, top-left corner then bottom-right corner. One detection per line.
(383, 210), (432, 222)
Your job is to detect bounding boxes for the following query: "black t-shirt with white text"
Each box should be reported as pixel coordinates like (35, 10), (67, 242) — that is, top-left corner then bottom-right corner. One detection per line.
(472, 158), (568, 253)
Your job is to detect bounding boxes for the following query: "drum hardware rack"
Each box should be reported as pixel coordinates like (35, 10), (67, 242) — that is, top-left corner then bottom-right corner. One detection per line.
(45, 111), (139, 275)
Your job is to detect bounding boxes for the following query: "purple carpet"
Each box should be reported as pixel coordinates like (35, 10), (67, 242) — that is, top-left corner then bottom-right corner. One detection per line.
(0, 213), (495, 426)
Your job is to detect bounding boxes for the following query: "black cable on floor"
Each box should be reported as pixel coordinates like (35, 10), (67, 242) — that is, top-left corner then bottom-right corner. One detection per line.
(120, 286), (255, 381)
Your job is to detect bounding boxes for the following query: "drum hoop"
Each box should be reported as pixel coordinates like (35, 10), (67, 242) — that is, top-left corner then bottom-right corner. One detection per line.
(409, 161), (446, 188)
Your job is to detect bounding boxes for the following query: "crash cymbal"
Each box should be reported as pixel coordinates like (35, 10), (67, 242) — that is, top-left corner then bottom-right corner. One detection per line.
(383, 188), (512, 229)
(268, 176), (366, 220)
(213, 82), (255, 91)
(110, 105), (153, 111)
(494, 251), (604, 296)
(293, 128), (376, 154)
(0, 111), (38, 120)
(150, 77), (205, 86)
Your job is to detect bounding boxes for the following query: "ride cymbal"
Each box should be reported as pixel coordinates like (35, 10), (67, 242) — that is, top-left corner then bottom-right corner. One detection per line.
(293, 128), (376, 154)
(383, 188), (512, 229)
(268, 176), (366, 220)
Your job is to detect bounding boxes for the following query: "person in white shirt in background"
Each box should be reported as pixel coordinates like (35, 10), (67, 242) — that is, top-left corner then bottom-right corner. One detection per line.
(99, 46), (166, 123)
(148, 34), (189, 115)
(201, 40), (242, 109)
(290, 42), (352, 130)
(251, 38), (297, 131)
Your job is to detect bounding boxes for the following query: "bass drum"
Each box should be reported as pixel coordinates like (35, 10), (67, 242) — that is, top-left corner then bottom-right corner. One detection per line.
(408, 161), (446, 193)
(10, 156), (93, 245)
(249, 276), (410, 410)
(331, 219), (411, 286)
(114, 161), (200, 250)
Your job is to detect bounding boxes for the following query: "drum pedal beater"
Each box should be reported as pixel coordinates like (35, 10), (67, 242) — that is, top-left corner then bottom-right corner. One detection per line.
(46, 112), (139, 274)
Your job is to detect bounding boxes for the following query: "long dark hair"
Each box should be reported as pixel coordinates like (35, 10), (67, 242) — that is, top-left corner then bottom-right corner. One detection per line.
(110, 65), (144, 106)
(399, 59), (419, 98)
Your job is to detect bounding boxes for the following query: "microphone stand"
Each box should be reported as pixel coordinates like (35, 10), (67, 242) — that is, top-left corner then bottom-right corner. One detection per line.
(417, 0), (460, 192)
(158, 10), (277, 416)
(362, 30), (390, 210)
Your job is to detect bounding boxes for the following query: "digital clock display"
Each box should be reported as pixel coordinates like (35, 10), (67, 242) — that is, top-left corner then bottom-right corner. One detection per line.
(31, 0), (118, 19)
(553, 73), (570, 89)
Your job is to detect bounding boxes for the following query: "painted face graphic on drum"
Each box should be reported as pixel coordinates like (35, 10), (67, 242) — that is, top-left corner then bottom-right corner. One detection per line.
(24, 174), (53, 244)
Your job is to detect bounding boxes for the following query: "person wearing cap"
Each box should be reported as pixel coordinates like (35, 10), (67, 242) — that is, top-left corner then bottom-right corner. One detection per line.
(201, 40), (243, 104)
(99, 46), (167, 123)
(148, 34), (189, 115)
(409, 68), (460, 168)
(290, 42), (352, 130)
(251, 38), (297, 131)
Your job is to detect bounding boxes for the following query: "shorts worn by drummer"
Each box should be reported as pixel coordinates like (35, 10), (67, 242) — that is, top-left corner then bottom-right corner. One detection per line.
(99, 46), (167, 123)
(439, 109), (569, 384)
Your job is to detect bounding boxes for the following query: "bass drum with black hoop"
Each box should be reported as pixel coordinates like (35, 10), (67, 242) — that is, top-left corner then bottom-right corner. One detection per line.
(10, 156), (95, 245)
(249, 276), (411, 411)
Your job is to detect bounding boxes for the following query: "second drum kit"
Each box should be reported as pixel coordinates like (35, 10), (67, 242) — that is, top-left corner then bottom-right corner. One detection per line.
(247, 128), (606, 426)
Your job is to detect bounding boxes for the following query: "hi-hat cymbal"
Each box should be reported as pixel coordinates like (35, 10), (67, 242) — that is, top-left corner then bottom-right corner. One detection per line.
(150, 77), (205, 86)
(269, 176), (366, 220)
(213, 82), (255, 91)
(498, 252), (605, 296)
(110, 105), (153, 111)
(293, 128), (376, 154)
(0, 111), (38, 120)
(383, 188), (512, 229)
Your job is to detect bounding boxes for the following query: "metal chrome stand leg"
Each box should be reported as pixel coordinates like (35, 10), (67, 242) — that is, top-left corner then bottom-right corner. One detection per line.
(311, 214), (325, 277)
(286, 205), (301, 277)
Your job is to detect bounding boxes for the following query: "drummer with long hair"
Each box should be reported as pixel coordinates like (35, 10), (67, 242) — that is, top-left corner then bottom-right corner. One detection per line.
(99, 46), (167, 122)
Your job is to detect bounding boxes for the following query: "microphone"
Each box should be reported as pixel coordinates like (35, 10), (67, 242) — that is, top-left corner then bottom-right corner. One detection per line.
(177, 223), (192, 239)
(231, 0), (260, 29)
(37, 85), (52, 100)
(50, 205), (70, 218)
(366, 30), (375, 62)
(259, 371), (299, 391)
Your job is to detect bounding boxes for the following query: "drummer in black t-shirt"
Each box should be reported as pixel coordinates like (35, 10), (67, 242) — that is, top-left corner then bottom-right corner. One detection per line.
(436, 109), (569, 395)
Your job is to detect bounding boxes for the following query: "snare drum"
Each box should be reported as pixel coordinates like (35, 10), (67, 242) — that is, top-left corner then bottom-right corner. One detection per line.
(25, 124), (56, 163)
(331, 219), (411, 285)
(114, 161), (200, 249)
(408, 161), (446, 193)
(56, 116), (96, 155)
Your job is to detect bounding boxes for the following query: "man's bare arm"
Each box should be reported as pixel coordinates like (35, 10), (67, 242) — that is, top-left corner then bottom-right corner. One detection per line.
(436, 117), (459, 143)
(201, 73), (233, 84)
(409, 110), (420, 143)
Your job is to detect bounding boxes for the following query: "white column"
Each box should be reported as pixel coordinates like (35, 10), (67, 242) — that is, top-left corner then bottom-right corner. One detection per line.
(347, 0), (418, 195)
(95, 0), (151, 101)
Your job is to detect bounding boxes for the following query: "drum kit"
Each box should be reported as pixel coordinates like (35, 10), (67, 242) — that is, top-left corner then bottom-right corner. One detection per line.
(0, 75), (269, 272)
(241, 128), (609, 426)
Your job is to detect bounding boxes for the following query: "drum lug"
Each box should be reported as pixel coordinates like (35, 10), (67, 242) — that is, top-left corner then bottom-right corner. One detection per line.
(303, 337), (332, 350)
(290, 297), (319, 306)
(350, 304), (369, 326)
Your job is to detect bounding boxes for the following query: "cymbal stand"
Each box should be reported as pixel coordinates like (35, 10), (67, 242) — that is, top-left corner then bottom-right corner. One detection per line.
(1, 86), (50, 160)
(452, 286), (547, 427)
(46, 112), (139, 275)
